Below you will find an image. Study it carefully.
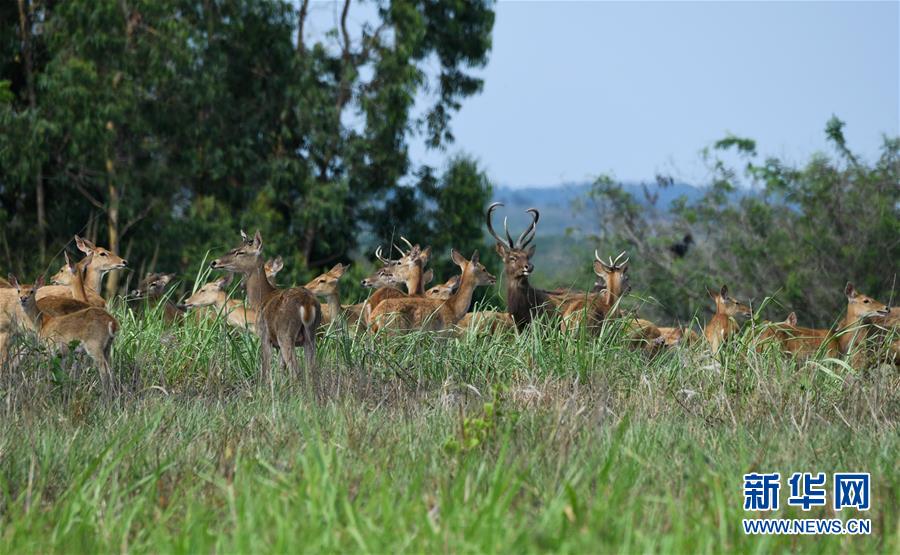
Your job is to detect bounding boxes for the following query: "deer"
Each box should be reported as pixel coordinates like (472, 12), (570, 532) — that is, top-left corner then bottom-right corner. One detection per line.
(180, 274), (259, 332)
(657, 326), (700, 347)
(9, 263), (119, 390)
(703, 284), (752, 355)
(303, 263), (359, 327)
(210, 230), (321, 378)
(369, 250), (496, 333)
(487, 202), (564, 330)
(38, 235), (127, 306)
(425, 275), (460, 300)
(360, 241), (432, 325)
(129, 273), (185, 323)
(760, 312), (842, 358)
(838, 282), (891, 365)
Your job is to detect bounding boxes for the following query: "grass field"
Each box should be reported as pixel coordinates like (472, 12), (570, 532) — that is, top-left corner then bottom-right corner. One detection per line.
(0, 303), (898, 553)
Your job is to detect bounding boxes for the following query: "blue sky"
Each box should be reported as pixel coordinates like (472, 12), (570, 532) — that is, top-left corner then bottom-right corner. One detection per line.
(407, 1), (899, 187)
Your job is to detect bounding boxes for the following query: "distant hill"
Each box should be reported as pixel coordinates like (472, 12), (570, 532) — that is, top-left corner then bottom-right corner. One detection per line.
(490, 182), (705, 237)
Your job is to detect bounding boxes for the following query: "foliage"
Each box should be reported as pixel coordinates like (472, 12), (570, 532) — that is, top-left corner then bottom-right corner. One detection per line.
(0, 0), (495, 290)
(574, 119), (900, 326)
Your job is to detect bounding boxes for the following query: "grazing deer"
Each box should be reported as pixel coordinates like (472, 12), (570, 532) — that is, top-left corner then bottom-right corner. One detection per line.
(10, 270), (118, 390)
(210, 231), (321, 377)
(487, 202), (559, 330)
(129, 273), (185, 323)
(38, 235), (126, 305)
(304, 263), (357, 327)
(703, 285), (752, 354)
(180, 274), (258, 332)
(369, 250), (496, 333)
(838, 283), (890, 365)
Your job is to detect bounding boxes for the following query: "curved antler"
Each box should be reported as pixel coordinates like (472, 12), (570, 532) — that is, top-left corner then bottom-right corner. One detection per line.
(516, 208), (540, 248)
(486, 202), (511, 247)
(375, 245), (391, 265)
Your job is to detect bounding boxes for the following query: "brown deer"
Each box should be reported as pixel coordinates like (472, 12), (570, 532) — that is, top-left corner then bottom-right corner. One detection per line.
(180, 274), (258, 332)
(369, 250), (496, 333)
(360, 242), (432, 325)
(303, 263), (357, 327)
(39, 235), (126, 305)
(560, 251), (631, 335)
(129, 273), (184, 323)
(757, 312), (841, 358)
(487, 202), (559, 330)
(657, 326), (700, 347)
(425, 275), (460, 300)
(838, 283), (890, 364)
(210, 230), (321, 377)
(9, 269), (118, 390)
(703, 285), (752, 354)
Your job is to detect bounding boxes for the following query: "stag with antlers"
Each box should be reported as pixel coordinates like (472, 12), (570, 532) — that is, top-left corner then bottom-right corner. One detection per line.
(487, 202), (561, 331)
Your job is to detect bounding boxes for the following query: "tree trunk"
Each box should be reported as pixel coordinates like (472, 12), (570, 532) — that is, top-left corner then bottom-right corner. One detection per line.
(105, 166), (121, 298)
(17, 0), (45, 262)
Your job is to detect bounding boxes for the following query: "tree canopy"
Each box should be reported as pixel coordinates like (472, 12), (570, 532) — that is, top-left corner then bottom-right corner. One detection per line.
(0, 0), (495, 293)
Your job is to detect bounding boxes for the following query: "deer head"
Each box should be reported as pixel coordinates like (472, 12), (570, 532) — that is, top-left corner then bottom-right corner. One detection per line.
(487, 202), (539, 282)
(593, 250), (631, 300)
(130, 272), (176, 299)
(181, 274), (233, 309)
(844, 282), (890, 322)
(426, 275), (461, 300)
(9, 274), (43, 309)
(452, 249), (496, 288)
(75, 235), (127, 272)
(305, 263), (349, 296)
(211, 230), (264, 273)
(707, 284), (752, 318)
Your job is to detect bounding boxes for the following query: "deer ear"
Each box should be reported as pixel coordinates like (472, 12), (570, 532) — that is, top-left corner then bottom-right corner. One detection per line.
(252, 230), (263, 251)
(330, 263), (347, 277)
(450, 249), (466, 267)
(423, 268), (434, 285)
(593, 259), (609, 277)
(64, 251), (72, 268)
(419, 246), (431, 261)
(471, 250), (479, 264)
(35, 275), (45, 288)
(75, 235), (95, 254)
(720, 284), (728, 298)
(448, 275), (461, 287)
(8, 274), (18, 289)
(844, 282), (856, 298)
(240, 229), (250, 242)
(495, 242), (508, 257)
(786, 312), (798, 326)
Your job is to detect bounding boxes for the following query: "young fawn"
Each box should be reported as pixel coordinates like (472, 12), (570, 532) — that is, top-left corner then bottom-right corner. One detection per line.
(704, 285), (752, 354)
(369, 250), (496, 333)
(10, 263), (118, 389)
(40, 235), (126, 306)
(211, 230), (321, 377)
(425, 275), (460, 300)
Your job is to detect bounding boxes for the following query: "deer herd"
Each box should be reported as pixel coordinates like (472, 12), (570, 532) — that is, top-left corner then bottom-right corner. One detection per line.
(0, 203), (897, 388)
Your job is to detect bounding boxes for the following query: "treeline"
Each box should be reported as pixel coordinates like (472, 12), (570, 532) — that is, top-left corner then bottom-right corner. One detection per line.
(576, 118), (900, 327)
(0, 0), (495, 295)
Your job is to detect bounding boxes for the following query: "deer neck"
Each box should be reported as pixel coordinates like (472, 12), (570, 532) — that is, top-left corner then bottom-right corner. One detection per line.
(245, 259), (276, 310)
(70, 268), (89, 303)
(83, 263), (103, 294)
(21, 296), (43, 328)
(324, 288), (341, 318)
(405, 263), (424, 295)
(447, 268), (478, 322)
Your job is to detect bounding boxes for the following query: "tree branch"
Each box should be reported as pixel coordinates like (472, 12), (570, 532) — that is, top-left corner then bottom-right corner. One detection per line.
(296, 0), (309, 55)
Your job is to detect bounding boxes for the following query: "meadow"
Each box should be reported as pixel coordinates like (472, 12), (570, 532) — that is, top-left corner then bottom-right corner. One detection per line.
(0, 299), (897, 553)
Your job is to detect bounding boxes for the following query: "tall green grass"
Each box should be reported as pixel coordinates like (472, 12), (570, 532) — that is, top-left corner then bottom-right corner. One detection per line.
(0, 303), (897, 553)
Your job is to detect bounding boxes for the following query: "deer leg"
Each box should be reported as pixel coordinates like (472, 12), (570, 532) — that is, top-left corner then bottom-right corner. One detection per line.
(258, 327), (273, 382)
(303, 324), (316, 371)
(276, 332), (299, 378)
(0, 330), (9, 370)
